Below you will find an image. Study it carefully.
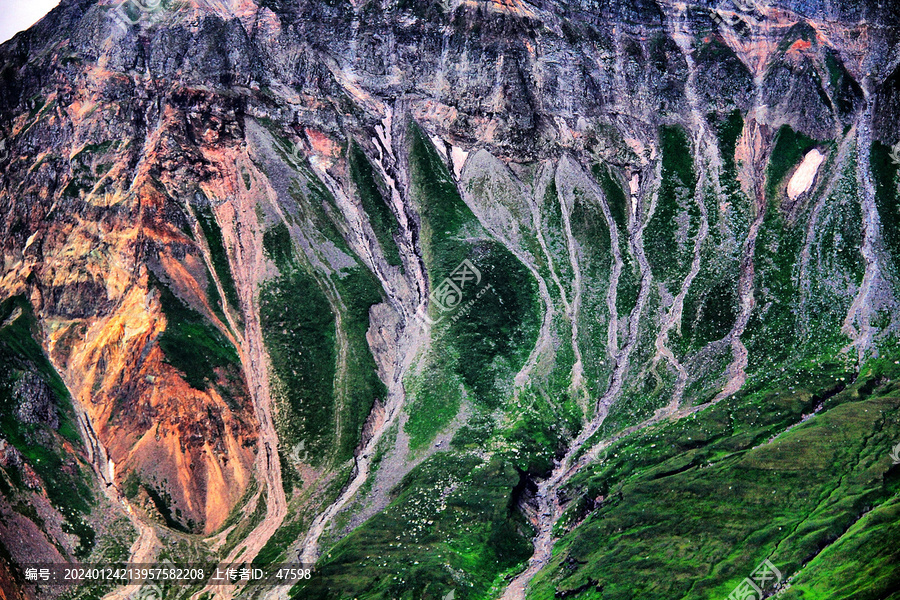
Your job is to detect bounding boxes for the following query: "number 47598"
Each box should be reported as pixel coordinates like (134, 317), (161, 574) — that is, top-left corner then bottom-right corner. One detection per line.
(276, 568), (312, 580)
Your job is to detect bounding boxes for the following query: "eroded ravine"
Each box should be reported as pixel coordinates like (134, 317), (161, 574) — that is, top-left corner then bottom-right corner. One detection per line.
(712, 90), (770, 404)
(75, 406), (161, 600)
(501, 153), (657, 600)
(200, 229), (287, 600)
(296, 109), (430, 567)
(557, 161), (590, 407)
(842, 92), (883, 363)
(297, 321), (428, 565)
(653, 4), (713, 410)
(549, 34), (886, 530)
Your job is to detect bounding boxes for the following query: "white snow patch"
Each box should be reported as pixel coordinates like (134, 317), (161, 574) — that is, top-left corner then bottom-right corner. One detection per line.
(429, 135), (448, 160)
(629, 173), (640, 220)
(787, 148), (825, 200)
(451, 146), (469, 179)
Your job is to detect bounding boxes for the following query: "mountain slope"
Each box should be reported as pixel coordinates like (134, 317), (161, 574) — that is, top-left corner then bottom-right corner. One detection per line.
(0, 0), (899, 598)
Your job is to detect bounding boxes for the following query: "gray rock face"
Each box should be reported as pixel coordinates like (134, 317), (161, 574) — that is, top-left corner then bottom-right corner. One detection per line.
(0, 1), (897, 162)
(12, 371), (58, 429)
(0, 438), (24, 469)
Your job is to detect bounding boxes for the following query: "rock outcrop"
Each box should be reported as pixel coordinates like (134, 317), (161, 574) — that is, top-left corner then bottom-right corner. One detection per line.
(0, 0), (898, 598)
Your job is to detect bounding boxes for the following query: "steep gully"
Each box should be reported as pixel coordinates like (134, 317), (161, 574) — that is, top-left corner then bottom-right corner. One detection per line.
(842, 89), (883, 363)
(201, 107), (424, 585)
(654, 6), (713, 412)
(501, 149), (657, 599)
(187, 92), (427, 598)
(502, 11), (759, 597)
(75, 407), (160, 600)
(556, 163), (591, 408)
(297, 105), (431, 568)
(199, 188), (289, 600)
(192, 105), (417, 597)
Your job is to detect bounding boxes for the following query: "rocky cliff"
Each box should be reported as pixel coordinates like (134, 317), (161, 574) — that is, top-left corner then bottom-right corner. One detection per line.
(0, 0), (899, 598)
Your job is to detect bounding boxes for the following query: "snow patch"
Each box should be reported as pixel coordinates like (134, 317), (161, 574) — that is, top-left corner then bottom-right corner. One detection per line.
(429, 135), (448, 160)
(787, 149), (825, 200)
(629, 173), (640, 220)
(451, 146), (469, 179)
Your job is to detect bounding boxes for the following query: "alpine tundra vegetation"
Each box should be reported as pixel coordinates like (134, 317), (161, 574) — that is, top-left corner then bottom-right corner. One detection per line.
(0, 0), (898, 599)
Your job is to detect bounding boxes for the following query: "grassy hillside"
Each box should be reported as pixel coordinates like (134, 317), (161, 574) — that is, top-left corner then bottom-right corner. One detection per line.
(530, 357), (900, 599)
